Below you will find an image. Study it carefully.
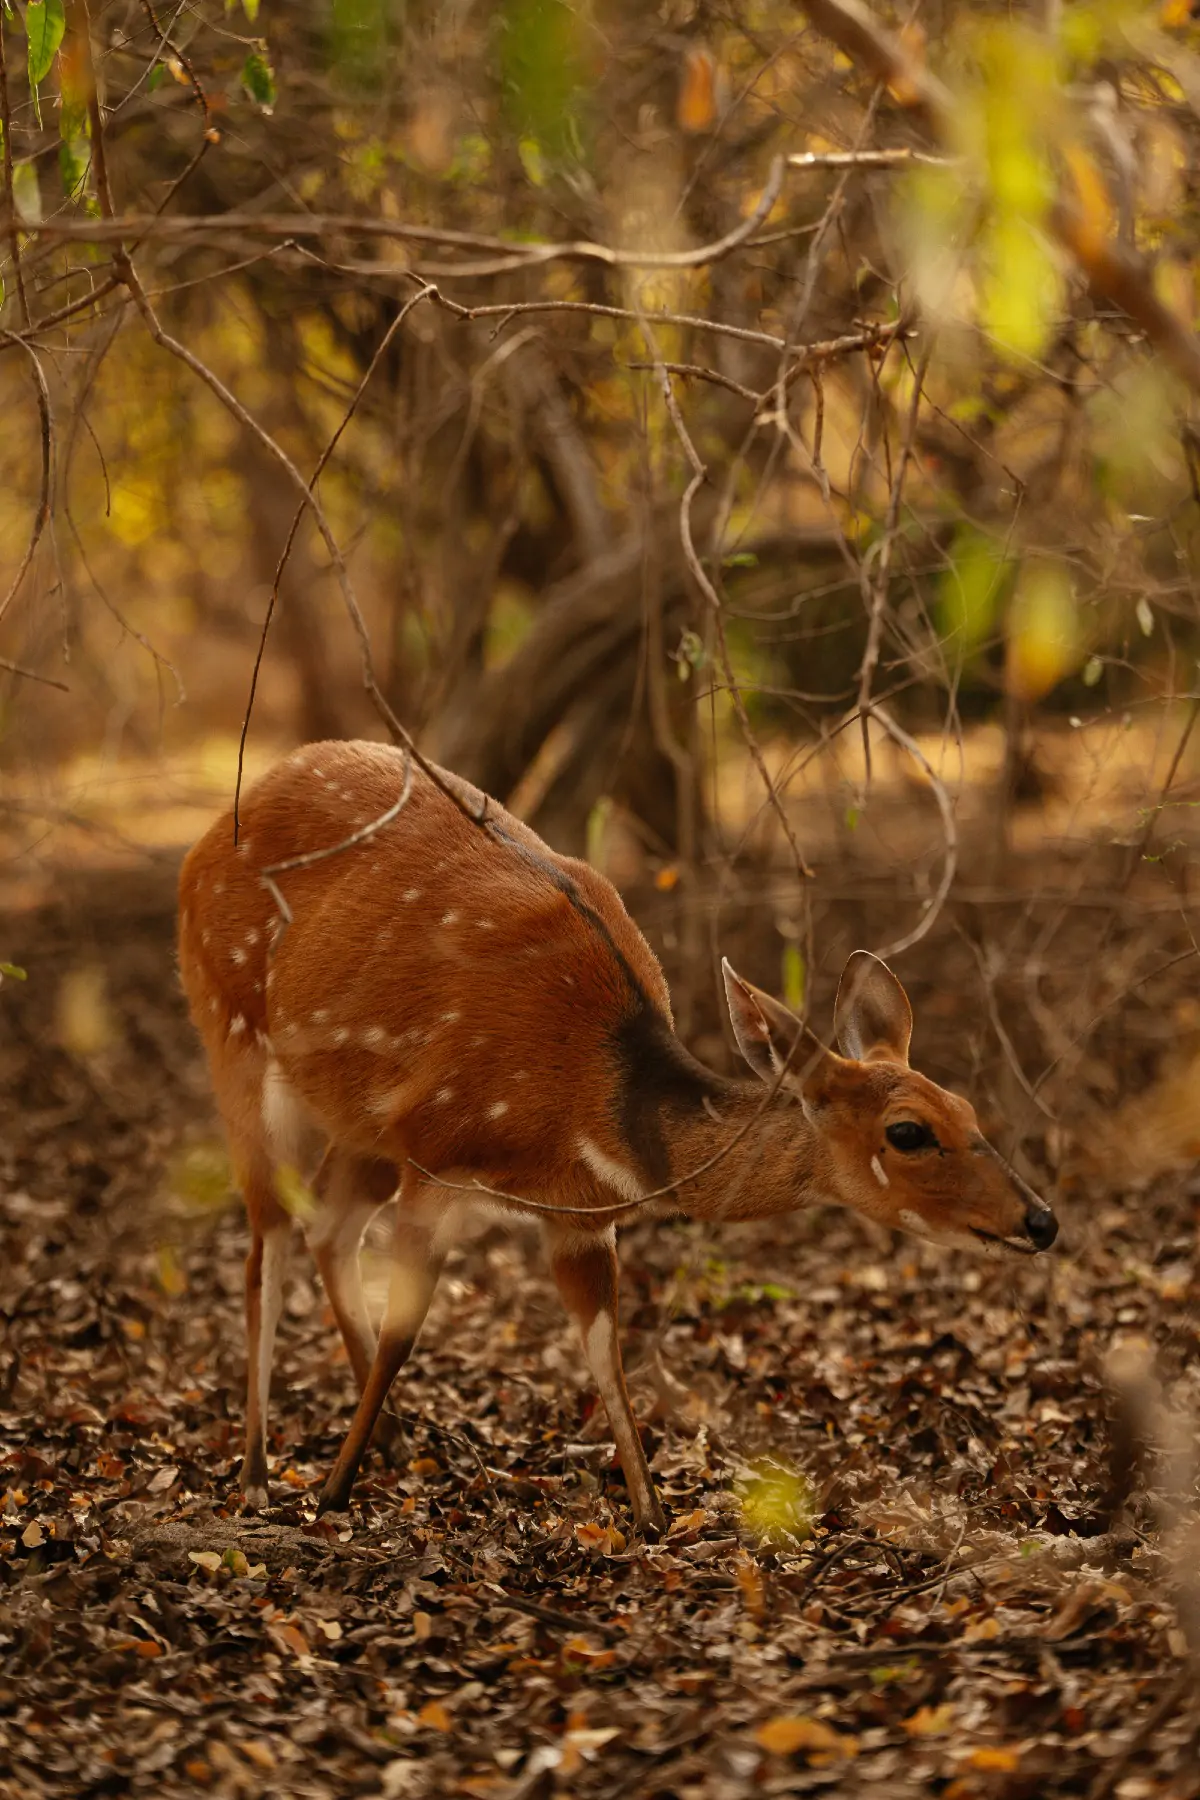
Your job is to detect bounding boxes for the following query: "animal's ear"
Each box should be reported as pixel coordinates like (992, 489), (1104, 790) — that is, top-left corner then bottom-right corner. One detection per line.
(834, 951), (912, 1065)
(722, 958), (835, 1088)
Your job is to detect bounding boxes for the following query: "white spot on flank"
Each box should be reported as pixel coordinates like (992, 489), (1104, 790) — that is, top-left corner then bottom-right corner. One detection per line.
(403, 889), (420, 903)
(208, 997), (219, 1014)
(265, 969), (274, 990)
(312, 1008), (329, 1023)
(472, 1035), (487, 1048)
(434, 1087), (453, 1104)
(201, 930), (211, 948)
(332, 1027), (350, 1046)
(476, 918), (495, 930)
(212, 881), (225, 897)
(442, 911), (458, 926)
(229, 1014), (246, 1036)
(441, 1010), (460, 1024)
(577, 1137), (644, 1205)
(870, 1154), (890, 1188)
(311, 767), (324, 778)
(487, 1101), (509, 1119)
(255, 1031), (273, 1053)
(513, 1070), (529, 1081)
(245, 928), (259, 946)
(231, 946), (247, 967)
(361, 1025), (386, 1049)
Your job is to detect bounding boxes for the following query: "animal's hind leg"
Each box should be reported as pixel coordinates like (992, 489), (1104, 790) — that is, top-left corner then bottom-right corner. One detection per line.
(239, 1157), (291, 1510)
(307, 1151), (402, 1456)
(317, 1173), (455, 1513)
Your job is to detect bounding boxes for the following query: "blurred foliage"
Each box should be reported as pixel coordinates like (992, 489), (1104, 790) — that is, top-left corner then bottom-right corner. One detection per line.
(2, 0), (1200, 852)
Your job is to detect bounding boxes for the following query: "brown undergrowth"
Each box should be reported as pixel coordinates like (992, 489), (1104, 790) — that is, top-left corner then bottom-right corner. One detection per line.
(2, 857), (1198, 1799)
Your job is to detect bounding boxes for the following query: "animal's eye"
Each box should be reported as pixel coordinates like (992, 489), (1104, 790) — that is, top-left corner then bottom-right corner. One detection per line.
(885, 1120), (936, 1153)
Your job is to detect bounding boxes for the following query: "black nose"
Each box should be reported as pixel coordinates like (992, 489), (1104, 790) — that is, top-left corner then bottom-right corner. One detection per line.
(1024, 1203), (1058, 1250)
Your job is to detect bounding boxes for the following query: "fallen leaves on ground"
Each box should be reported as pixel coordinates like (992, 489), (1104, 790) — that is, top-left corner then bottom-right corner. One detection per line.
(2, 871), (1198, 1797)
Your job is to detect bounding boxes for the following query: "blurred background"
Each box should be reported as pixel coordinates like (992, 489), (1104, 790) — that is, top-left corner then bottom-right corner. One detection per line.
(5, 0), (1200, 1200)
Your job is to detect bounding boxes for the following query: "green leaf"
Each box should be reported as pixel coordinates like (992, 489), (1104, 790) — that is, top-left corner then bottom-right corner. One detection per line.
(937, 526), (1008, 656)
(240, 48), (276, 113)
(781, 943), (805, 1014)
(499, 0), (589, 172)
(12, 161), (41, 224)
(26, 0), (65, 127)
(59, 136), (89, 201)
(241, 0), (261, 20)
(147, 63), (167, 93)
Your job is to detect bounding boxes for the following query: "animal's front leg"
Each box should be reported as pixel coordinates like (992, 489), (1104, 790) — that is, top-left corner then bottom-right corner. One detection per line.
(544, 1217), (665, 1536)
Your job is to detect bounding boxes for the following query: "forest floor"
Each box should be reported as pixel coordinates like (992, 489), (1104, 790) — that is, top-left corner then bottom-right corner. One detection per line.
(2, 855), (1199, 1800)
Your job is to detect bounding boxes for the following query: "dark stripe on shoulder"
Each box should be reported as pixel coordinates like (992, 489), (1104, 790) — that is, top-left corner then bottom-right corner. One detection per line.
(614, 1005), (734, 1187)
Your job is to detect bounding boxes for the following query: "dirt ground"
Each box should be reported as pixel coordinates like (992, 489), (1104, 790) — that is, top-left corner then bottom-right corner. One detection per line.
(2, 851), (1199, 1799)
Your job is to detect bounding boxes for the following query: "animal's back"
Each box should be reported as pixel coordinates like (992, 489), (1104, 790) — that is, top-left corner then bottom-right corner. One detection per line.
(178, 740), (674, 1191)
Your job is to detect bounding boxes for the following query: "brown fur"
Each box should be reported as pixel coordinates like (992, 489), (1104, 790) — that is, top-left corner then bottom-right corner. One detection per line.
(178, 739), (1057, 1525)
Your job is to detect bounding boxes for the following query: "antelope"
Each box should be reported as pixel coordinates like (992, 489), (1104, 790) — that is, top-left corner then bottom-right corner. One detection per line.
(178, 738), (1058, 1530)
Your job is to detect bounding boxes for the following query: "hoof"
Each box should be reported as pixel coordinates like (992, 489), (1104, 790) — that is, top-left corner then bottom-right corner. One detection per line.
(241, 1482), (269, 1513)
(371, 1410), (403, 1468)
(316, 1481), (349, 1518)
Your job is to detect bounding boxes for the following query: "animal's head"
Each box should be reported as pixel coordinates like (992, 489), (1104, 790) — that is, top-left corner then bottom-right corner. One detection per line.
(722, 951), (1057, 1256)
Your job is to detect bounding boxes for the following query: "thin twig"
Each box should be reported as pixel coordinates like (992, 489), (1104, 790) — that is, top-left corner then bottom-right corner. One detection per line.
(0, 655), (68, 691)
(23, 156), (785, 274)
(0, 16), (31, 327)
(863, 706), (959, 960)
(639, 312), (814, 880)
(233, 287), (436, 841)
(0, 336), (54, 627)
(787, 148), (952, 170)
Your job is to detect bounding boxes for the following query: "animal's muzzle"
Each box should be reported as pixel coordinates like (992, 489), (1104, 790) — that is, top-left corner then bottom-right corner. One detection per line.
(1024, 1201), (1058, 1251)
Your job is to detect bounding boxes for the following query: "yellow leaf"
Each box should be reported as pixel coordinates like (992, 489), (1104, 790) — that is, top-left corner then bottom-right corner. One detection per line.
(904, 1703), (956, 1737)
(755, 1716), (855, 1757)
(409, 1456), (440, 1477)
(413, 1611), (433, 1641)
(968, 1747), (1021, 1772)
(654, 865), (680, 891)
(678, 48), (720, 133)
(418, 1699), (452, 1731)
(668, 1509), (709, 1536)
(888, 21), (928, 108)
(156, 1245), (187, 1298)
(188, 1550), (222, 1573)
(1007, 563), (1081, 700)
(1063, 142), (1113, 260)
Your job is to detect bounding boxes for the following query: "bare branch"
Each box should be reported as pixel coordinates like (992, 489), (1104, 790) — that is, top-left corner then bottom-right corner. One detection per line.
(0, 337), (54, 628)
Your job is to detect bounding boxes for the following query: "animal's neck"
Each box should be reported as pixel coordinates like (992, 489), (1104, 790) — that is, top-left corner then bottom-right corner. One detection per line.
(657, 1082), (827, 1223)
